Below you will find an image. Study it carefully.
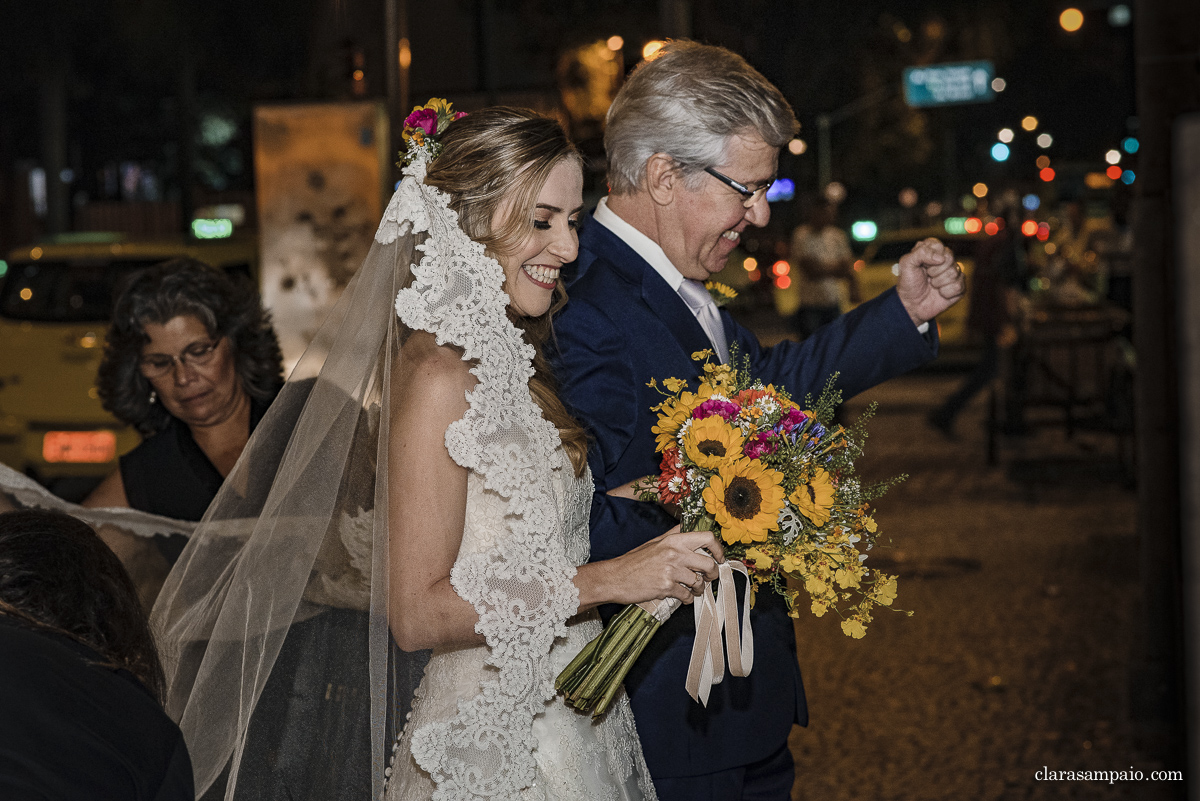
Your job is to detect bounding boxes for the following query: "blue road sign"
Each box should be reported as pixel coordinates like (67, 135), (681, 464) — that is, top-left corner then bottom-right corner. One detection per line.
(903, 61), (996, 108)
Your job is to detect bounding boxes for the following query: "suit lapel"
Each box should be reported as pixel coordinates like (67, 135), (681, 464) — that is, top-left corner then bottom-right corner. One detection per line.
(579, 215), (713, 362)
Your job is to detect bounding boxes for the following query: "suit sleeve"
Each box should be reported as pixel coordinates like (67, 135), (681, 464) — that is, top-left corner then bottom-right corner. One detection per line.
(552, 301), (677, 564)
(737, 287), (937, 400)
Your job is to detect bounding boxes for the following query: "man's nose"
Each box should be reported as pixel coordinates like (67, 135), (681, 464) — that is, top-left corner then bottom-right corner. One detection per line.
(744, 193), (771, 227)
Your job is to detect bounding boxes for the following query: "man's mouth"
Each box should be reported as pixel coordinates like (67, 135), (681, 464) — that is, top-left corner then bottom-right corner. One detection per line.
(722, 230), (740, 242)
(522, 264), (560, 289)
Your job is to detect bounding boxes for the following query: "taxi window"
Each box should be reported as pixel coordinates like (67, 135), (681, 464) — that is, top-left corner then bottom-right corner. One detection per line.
(0, 260), (158, 322)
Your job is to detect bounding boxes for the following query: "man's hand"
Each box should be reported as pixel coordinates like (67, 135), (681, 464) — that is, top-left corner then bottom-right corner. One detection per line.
(895, 238), (967, 326)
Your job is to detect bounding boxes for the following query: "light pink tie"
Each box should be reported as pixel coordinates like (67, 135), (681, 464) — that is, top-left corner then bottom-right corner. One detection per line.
(677, 279), (730, 364)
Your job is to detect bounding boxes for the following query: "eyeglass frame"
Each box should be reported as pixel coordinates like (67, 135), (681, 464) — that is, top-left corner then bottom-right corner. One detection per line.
(703, 166), (774, 208)
(137, 338), (224, 379)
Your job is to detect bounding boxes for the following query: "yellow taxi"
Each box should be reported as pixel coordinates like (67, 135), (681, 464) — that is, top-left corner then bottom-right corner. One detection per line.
(849, 226), (985, 346)
(0, 234), (256, 498)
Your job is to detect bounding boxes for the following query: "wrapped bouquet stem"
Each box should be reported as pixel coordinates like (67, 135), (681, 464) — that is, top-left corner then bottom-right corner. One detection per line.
(558, 347), (907, 717)
(557, 515), (755, 717)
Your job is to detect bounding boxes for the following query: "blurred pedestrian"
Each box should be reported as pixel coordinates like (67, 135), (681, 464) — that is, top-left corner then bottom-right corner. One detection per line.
(928, 193), (1026, 437)
(0, 508), (193, 800)
(790, 199), (860, 340)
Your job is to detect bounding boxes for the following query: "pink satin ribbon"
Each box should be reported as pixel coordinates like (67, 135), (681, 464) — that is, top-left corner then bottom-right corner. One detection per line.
(684, 560), (754, 706)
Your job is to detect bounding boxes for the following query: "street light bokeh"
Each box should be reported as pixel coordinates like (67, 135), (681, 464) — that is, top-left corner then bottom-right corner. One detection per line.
(1060, 8), (1084, 32)
(1021, 116), (1039, 131)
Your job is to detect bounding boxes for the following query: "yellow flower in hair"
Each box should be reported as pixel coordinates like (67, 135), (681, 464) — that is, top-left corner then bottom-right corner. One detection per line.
(703, 458), (786, 545)
(791, 467), (835, 527)
(682, 416), (744, 469)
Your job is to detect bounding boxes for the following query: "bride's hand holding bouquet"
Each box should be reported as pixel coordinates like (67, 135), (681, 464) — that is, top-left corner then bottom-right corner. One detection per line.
(558, 347), (907, 717)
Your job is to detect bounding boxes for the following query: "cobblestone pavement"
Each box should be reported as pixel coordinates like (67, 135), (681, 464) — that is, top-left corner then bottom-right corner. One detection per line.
(781, 369), (1182, 801)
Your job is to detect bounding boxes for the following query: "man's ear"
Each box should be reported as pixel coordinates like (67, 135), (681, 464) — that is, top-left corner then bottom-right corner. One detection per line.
(644, 153), (679, 207)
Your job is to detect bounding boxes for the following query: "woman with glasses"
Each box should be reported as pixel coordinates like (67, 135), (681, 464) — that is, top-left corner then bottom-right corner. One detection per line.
(83, 257), (285, 599)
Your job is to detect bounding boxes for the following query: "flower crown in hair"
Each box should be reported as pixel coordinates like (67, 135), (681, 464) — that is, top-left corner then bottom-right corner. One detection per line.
(400, 98), (467, 166)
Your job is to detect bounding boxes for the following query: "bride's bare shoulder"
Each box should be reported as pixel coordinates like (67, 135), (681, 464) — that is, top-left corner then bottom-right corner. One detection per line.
(392, 330), (476, 409)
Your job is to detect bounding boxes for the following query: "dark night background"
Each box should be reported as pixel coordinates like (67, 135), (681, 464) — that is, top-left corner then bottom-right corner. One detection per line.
(1, 2), (1195, 799)
(0, 0), (1138, 249)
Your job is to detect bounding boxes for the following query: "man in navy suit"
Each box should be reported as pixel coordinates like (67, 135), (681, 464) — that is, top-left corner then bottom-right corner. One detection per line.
(552, 41), (965, 800)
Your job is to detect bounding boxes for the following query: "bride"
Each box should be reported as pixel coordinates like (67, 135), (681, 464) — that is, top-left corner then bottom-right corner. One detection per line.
(152, 104), (723, 801)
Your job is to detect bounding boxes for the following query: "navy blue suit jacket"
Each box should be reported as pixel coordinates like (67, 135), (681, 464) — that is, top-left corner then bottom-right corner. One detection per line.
(551, 215), (937, 779)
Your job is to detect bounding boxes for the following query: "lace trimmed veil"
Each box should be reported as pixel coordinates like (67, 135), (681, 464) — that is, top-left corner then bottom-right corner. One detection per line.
(149, 148), (585, 800)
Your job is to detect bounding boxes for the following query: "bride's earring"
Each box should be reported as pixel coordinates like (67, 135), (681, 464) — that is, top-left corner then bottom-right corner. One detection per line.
(149, 389), (157, 404)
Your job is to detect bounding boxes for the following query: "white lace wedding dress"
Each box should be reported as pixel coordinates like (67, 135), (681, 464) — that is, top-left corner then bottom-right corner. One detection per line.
(384, 451), (656, 801)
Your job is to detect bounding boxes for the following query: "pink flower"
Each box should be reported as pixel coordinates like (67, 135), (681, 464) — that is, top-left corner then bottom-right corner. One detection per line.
(743, 434), (778, 459)
(453, 111), (467, 120)
(780, 408), (808, 431)
(693, 399), (740, 421)
(405, 107), (438, 135)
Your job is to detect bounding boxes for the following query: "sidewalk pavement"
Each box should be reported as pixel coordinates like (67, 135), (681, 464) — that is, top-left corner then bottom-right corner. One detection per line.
(781, 367), (1179, 800)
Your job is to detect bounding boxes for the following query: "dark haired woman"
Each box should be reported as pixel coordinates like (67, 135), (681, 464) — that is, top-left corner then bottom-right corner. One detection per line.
(0, 508), (193, 800)
(81, 257), (285, 598)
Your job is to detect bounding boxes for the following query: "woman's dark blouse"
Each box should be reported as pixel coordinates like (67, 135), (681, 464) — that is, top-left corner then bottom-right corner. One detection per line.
(0, 616), (194, 801)
(118, 397), (271, 563)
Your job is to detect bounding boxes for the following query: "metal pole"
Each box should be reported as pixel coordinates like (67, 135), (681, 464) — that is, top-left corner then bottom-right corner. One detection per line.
(816, 87), (892, 194)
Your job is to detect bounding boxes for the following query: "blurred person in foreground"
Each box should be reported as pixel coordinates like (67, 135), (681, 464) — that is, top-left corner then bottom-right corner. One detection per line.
(0, 508), (193, 801)
(790, 198), (860, 340)
(553, 40), (966, 800)
(82, 257), (285, 602)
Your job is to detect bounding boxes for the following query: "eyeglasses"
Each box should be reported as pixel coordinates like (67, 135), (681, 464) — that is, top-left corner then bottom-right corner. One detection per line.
(138, 339), (221, 379)
(703, 167), (774, 208)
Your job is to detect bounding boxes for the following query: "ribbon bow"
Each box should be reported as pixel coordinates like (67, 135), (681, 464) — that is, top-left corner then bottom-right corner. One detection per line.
(686, 560), (754, 705)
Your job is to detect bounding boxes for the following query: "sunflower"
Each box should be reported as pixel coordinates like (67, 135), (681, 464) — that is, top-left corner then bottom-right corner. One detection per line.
(682, 416), (744, 469)
(702, 458), (786, 544)
(791, 467), (835, 527)
(651, 384), (715, 451)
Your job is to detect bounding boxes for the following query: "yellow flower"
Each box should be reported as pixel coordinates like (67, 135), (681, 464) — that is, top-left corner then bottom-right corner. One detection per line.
(425, 97), (453, 114)
(745, 547), (774, 570)
(701, 361), (736, 393)
(810, 598), (829, 617)
(651, 384), (713, 452)
(834, 564), (862, 589)
(703, 458), (786, 545)
(873, 574), (898, 606)
(791, 467), (835, 527)
(779, 553), (803, 574)
(841, 617), (867, 639)
(705, 280), (737, 306)
(804, 574), (828, 596)
(863, 515), (878, 533)
(663, 377), (686, 393)
(682, 416), (745, 469)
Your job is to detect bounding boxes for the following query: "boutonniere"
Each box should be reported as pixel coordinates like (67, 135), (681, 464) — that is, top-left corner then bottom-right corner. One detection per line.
(705, 281), (737, 308)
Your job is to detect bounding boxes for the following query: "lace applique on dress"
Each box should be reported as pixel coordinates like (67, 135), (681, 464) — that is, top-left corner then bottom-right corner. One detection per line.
(388, 155), (582, 800)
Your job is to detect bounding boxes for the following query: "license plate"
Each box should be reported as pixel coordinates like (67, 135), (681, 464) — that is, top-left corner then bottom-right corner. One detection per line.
(42, 430), (117, 463)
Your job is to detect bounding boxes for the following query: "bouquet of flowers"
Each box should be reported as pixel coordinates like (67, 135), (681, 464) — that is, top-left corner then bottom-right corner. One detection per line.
(557, 348), (905, 717)
(399, 98), (467, 165)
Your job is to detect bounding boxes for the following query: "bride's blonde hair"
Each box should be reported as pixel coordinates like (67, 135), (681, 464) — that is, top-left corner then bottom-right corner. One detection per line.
(424, 107), (589, 476)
